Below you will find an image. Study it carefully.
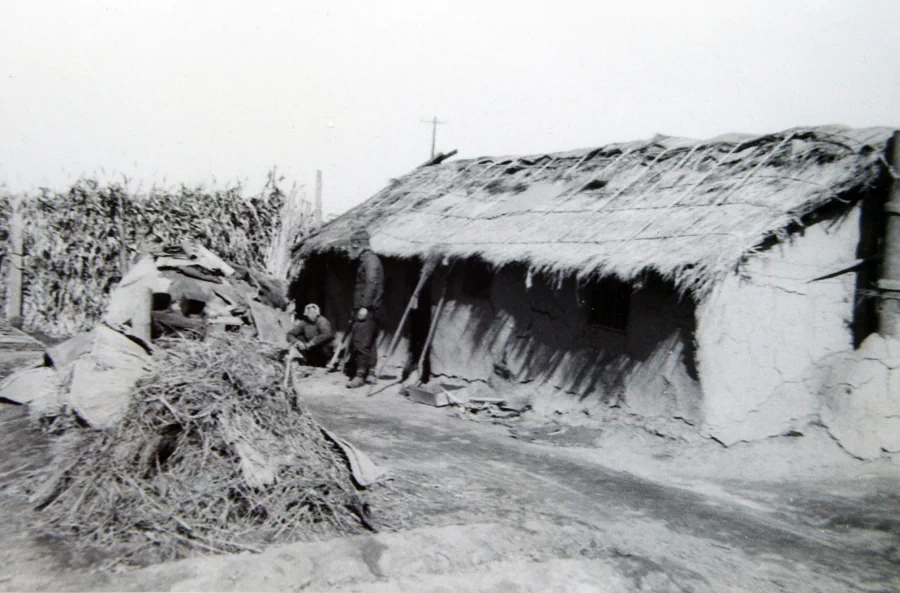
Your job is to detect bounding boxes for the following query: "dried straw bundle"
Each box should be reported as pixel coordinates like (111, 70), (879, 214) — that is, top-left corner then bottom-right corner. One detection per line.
(29, 335), (367, 566)
(3, 169), (312, 337)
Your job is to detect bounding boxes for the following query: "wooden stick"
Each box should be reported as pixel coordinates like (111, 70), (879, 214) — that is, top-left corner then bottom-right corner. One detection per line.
(367, 260), (436, 396)
(415, 274), (449, 381)
(116, 188), (129, 275)
(326, 331), (351, 371)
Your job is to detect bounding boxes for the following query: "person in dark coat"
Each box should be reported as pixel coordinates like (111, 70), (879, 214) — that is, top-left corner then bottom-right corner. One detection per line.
(346, 228), (384, 388)
(286, 303), (335, 367)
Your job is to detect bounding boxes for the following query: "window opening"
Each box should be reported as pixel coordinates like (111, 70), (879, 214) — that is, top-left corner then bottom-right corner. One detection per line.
(587, 276), (631, 331)
(462, 259), (493, 298)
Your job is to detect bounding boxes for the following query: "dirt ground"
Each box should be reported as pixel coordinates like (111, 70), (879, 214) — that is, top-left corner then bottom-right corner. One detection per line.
(1, 355), (898, 592)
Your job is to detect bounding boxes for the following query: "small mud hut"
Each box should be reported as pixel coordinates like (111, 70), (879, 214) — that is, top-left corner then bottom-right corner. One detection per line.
(292, 126), (897, 447)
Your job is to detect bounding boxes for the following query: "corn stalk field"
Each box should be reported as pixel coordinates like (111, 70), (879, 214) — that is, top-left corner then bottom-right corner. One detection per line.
(1, 170), (315, 337)
(0, 193), (11, 318)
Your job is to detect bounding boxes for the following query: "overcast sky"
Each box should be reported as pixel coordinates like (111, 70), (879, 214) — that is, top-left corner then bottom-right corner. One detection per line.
(2, 1), (898, 216)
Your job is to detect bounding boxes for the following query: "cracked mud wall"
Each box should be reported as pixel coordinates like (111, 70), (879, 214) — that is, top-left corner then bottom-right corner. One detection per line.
(696, 207), (863, 445)
(429, 265), (702, 423)
(813, 334), (900, 459)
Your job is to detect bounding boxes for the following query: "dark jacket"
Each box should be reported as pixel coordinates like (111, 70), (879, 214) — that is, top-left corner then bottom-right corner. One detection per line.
(286, 316), (334, 350)
(353, 250), (384, 312)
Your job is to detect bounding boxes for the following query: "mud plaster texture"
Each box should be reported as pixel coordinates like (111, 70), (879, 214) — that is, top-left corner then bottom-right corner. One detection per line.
(696, 206), (863, 445)
(309, 255), (701, 424)
(427, 265), (702, 424)
(307, 206), (884, 451)
(814, 333), (900, 459)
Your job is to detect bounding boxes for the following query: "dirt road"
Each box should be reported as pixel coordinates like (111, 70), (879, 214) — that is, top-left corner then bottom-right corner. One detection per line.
(290, 375), (900, 593)
(1, 355), (897, 591)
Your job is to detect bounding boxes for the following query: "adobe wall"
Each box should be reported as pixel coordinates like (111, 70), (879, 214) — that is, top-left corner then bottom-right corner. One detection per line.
(428, 267), (702, 424)
(695, 206), (863, 445)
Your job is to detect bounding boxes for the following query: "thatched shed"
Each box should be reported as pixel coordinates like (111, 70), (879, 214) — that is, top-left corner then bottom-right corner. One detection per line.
(293, 125), (895, 445)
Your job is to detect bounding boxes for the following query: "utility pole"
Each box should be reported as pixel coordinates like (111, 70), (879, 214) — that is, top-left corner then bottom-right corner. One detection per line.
(315, 170), (323, 225)
(421, 116), (447, 159)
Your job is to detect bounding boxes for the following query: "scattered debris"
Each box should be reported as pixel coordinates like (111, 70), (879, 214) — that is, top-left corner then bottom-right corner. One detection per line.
(6, 241), (295, 431)
(404, 380), (533, 424)
(321, 427), (389, 488)
(405, 383), (465, 407)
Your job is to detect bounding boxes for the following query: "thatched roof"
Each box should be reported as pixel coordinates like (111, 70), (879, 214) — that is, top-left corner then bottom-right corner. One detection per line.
(297, 126), (894, 295)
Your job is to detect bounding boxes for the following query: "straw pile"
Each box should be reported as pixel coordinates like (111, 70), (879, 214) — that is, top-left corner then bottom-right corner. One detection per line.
(27, 334), (368, 566)
(2, 169), (316, 337)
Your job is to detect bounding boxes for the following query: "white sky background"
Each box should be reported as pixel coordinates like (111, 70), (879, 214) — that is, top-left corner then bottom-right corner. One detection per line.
(2, 0), (898, 216)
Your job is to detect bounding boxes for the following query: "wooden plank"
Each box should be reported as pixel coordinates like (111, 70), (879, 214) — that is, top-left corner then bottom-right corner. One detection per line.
(249, 301), (293, 346)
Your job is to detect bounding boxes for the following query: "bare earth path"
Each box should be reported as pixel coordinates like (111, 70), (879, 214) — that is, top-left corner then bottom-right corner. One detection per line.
(1, 352), (898, 591)
(288, 375), (900, 593)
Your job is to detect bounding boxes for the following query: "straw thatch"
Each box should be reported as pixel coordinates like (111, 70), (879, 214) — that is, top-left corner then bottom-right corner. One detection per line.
(298, 126), (893, 295)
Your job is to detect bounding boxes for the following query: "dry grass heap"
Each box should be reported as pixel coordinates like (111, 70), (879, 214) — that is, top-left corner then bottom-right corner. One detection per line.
(28, 334), (368, 566)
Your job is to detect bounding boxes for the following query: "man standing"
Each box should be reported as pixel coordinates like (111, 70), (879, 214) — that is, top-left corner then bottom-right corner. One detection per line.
(347, 228), (384, 389)
(286, 303), (335, 367)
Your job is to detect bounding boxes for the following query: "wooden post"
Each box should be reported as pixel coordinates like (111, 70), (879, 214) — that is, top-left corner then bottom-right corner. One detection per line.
(315, 170), (323, 225)
(6, 198), (24, 325)
(879, 130), (900, 337)
(131, 286), (153, 343)
(116, 189), (129, 275)
(416, 276), (448, 382)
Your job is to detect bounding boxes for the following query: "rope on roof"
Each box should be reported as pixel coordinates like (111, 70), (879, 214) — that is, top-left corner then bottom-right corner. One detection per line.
(622, 144), (712, 242)
(396, 160), (496, 213)
(563, 152), (592, 176)
(639, 143), (703, 196)
(676, 133), (799, 239)
(603, 145), (675, 206)
(472, 159), (522, 193)
(531, 156), (558, 177)
(417, 160), (481, 195)
(556, 145), (646, 205)
(665, 141), (750, 209)
(713, 133), (798, 207)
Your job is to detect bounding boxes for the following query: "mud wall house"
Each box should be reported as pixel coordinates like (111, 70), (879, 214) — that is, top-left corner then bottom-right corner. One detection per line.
(291, 126), (896, 447)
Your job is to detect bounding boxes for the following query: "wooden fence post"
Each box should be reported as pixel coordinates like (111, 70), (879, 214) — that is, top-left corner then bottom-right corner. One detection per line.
(6, 198), (24, 325)
(116, 189), (129, 275)
(879, 130), (900, 337)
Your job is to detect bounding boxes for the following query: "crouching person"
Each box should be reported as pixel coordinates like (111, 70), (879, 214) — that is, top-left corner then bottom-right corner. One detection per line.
(286, 304), (335, 367)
